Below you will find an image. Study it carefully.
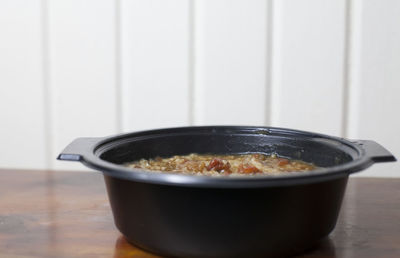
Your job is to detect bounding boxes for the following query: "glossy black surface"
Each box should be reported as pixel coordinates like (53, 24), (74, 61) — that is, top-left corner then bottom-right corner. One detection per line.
(105, 175), (348, 257)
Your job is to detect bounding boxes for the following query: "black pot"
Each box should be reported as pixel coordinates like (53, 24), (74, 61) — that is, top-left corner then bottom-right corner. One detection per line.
(58, 126), (396, 257)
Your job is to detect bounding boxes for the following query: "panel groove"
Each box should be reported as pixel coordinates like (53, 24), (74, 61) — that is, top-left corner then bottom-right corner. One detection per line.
(188, 0), (195, 125)
(341, 0), (352, 138)
(265, 0), (274, 126)
(115, 0), (122, 133)
(269, 0), (280, 127)
(346, 0), (362, 139)
(41, 0), (52, 168)
(192, 0), (204, 125)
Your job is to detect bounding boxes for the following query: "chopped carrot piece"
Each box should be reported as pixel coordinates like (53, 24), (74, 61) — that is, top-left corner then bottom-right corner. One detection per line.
(238, 164), (261, 174)
(278, 158), (289, 166)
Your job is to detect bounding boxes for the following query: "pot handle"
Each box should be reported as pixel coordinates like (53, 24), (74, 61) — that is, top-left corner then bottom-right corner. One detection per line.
(57, 137), (102, 161)
(353, 140), (396, 162)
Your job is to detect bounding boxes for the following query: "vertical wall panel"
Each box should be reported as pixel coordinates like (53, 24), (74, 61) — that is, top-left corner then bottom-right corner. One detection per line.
(347, 0), (400, 177)
(49, 0), (118, 170)
(193, 0), (268, 125)
(121, 0), (191, 131)
(270, 0), (346, 136)
(0, 1), (47, 169)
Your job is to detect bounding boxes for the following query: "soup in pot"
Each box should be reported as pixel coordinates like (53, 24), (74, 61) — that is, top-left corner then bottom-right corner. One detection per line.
(125, 153), (317, 176)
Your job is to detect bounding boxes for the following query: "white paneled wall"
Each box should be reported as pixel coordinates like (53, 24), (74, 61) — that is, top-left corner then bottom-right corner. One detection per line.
(193, 0), (268, 125)
(0, 0), (399, 176)
(48, 0), (118, 169)
(121, 0), (191, 131)
(270, 0), (346, 136)
(346, 0), (400, 177)
(0, 0), (47, 168)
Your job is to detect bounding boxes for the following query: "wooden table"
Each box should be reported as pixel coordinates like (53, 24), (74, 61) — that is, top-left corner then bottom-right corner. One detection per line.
(0, 169), (399, 258)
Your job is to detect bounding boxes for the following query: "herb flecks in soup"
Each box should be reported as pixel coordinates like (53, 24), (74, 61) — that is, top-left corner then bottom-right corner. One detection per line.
(125, 153), (317, 176)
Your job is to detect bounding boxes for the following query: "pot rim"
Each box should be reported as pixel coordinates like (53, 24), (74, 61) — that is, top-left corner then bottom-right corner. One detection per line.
(58, 126), (396, 188)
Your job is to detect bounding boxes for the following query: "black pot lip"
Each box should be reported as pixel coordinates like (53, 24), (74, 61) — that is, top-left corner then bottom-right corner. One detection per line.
(72, 125), (377, 188)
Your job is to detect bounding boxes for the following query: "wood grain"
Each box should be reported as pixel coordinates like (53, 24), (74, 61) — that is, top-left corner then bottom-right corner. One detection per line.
(0, 169), (399, 257)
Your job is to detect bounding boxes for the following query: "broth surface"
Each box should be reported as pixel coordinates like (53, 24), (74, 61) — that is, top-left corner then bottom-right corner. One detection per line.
(125, 153), (317, 176)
